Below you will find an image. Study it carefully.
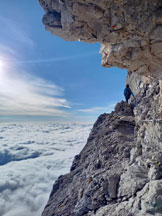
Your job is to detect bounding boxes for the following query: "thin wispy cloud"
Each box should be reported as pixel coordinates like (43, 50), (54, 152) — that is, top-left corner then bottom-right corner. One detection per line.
(0, 15), (34, 47)
(0, 61), (70, 116)
(0, 45), (98, 118)
(3, 51), (98, 65)
(78, 104), (116, 114)
(0, 45), (17, 56)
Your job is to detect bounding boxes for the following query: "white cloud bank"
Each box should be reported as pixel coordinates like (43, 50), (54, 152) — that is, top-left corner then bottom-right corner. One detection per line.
(0, 122), (92, 216)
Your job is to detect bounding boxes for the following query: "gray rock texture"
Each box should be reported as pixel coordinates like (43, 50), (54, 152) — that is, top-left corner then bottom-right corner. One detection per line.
(40, 78), (162, 215)
(89, 78), (162, 216)
(38, 1), (162, 215)
(42, 101), (136, 216)
(38, 0), (162, 79)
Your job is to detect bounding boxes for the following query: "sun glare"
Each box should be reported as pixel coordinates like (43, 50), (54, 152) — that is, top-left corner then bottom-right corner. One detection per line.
(0, 58), (7, 81)
(0, 59), (4, 71)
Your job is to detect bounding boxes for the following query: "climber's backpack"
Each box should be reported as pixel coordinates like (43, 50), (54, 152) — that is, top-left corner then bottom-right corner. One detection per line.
(124, 88), (131, 99)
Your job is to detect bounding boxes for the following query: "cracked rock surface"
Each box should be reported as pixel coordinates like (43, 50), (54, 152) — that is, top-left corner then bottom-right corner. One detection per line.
(40, 76), (162, 215)
(38, 1), (162, 215)
(39, 0), (162, 79)
(42, 101), (136, 216)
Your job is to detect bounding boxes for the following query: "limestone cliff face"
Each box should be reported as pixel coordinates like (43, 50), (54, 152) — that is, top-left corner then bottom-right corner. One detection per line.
(41, 80), (162, 216)
(38, 0), (162, 79)
(42, 102), (136, 216)
(93, 78), (162, 216)
(38, 1), (162, 215)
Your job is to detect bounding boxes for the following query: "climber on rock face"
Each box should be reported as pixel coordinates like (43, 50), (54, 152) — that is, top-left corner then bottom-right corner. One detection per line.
(124, 84), (134, 103)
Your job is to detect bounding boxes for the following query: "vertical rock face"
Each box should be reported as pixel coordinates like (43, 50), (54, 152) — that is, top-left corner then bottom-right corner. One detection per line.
(41, 77), (162, 216)
(38, 0), (162, 215)
(94, 78), (162, 216)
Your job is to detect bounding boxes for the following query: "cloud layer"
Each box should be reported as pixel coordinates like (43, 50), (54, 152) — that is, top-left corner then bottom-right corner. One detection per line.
(0, 122), (92, 216)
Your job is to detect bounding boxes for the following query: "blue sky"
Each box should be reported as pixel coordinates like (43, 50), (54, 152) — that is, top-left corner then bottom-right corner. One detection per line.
(0, 0), (127, 122)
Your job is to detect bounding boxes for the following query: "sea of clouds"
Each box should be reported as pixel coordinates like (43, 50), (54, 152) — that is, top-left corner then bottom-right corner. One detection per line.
(0, 121), (92, 216)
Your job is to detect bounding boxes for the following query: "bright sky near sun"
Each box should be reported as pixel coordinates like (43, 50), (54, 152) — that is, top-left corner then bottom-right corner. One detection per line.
(0, 0), (127, 122)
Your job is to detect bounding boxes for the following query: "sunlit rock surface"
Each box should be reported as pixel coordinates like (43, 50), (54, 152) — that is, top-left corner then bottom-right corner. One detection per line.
(38, 1), (162, 215)
(39, 0), (162, 79)
(40, 79), (162, 216)
(42, 101), (136, 216)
